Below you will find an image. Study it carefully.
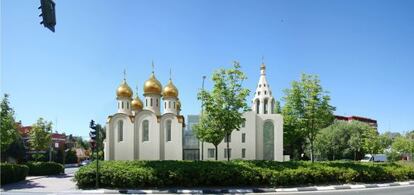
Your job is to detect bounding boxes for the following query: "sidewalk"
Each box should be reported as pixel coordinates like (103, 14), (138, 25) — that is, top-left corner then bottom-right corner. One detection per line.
(61, 180), (414, 194)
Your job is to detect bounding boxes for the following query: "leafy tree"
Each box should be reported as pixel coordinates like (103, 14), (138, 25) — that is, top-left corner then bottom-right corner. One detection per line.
(4, 133), (25, 163)
(1, 94), (17, 155)
(282, 74), (335, 162)
(274, 100), (281, 114)
(392, 135), (414, 161)
(29, 118), (52, 161)
(362, 128), (386, 160)
(193, 61), (250, 161)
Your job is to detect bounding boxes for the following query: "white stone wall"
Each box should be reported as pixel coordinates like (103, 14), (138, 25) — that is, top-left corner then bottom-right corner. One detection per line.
(135, 111), (160, 160)
(201, 111), (283, 161)
(161, 114), (183, 160)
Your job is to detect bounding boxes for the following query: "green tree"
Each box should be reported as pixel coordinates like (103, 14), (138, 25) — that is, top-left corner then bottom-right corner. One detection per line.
(392, 135), (414, 161)
(274, 100), (281, 114)
(4, 133), (26, 163)
(1, 94), (17, 155)
(282, 74), (335, 162)
(29, 118), (52, 161)
(362, 128), (385, 161)
(193, 61), (250, 161)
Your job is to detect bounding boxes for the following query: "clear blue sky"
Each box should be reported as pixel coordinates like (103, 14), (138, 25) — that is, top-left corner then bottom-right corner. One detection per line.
(2, 0), (414, 138)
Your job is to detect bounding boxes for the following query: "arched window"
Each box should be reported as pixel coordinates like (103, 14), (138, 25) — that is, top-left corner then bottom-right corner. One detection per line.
(118, 102), (119, 109)
(146, 99), (148, 107)
(156, 99), (158, 106)
(259, 84), (261, 87)
(127, 102), (129, 109)
(166, 120), (172, 141)
(121, 102), (124, 109)
(165, 102), (167, 109)
(173, 102), (176, 109)
(150, 98), (153, 106)
(168, 101), (171, 108)
(264, 99), (268, 114)
(271, 99), (275, 114)
(263, 121), (274, 160)
(142, 120), (149, 141)
(118, 120), (123, 142)
(264, 90), (267, 95)
(256, 99), (260, 114)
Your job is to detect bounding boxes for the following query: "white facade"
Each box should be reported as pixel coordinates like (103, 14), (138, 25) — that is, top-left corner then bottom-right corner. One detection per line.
(104, 71), (184, 161)
(201, 63), (284, 161)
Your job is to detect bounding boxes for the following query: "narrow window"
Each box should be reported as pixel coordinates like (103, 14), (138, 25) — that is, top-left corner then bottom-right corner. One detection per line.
(118, 102), (119, 109)
(258, 91), (261, 95)
(265, 90), (267, 95)
(264, 84), (266, 87)
(142, 120), (149, 141)
(259, 84), (261, 87)
(150, 98), (153, 106)
(256, 100), (260, 114)
(156, 99), (158, 106)
(242, 120), (245, 127)
(118, 120), (123, 142)
(242, 148), (246, 158)
(127, 102), (129, 109)
(166, 120), (172, 141)
(173, 102), (176, 109)
(242, 133), (246, 143)
(224, 148), (232, 158)
(168, 101), (171, 108)
(121, 102), (124, 109)
(146, 99), (148, 107)
(264, 99), (268, 114)
(208, 149), (215, 158)
(165, 102), (167, 109)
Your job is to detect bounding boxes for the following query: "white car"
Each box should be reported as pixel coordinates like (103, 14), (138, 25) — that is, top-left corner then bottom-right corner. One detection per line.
(360, 154), (387, 162)
(80, 159), (91, 166)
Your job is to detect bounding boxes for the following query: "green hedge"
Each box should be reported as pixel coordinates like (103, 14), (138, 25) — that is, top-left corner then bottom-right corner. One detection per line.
(1, 163), (29, 185)
(75, 160), (414, 188)
(26, 161), (64, 176)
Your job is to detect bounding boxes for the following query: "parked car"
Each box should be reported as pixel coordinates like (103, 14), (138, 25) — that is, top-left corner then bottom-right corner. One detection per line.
(360, 154), (387, 162)
(80, 159), (91, 166)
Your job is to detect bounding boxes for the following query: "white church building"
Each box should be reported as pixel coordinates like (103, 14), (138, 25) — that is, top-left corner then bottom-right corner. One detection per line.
(104, 62), (283, 161)
(104, 66), (185, 160)
(200, 62), (284, 161)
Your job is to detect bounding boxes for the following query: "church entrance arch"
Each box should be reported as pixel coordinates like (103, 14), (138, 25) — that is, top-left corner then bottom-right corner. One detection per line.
(263, 120), (274, 160)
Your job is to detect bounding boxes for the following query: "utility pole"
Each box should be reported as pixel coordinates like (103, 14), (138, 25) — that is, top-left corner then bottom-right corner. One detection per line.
(89, 120), (99, 188)
(200, 75), (206, 161)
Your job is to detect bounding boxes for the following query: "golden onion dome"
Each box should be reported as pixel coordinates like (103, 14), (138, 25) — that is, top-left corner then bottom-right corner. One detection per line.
(116, 80), (133, 98)
(143, 73), (162, 95)
(162, 79), (179, 98)
(131, 96), (143, 110)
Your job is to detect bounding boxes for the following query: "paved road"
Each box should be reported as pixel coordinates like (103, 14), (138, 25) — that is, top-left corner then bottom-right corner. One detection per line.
(266, 185), (414, 195)
(1, 167), (80, 194)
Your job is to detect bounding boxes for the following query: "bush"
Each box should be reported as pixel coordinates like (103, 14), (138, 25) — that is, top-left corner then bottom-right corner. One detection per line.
(75, 160), (414, 189)
(26, 161), (64, 176)
(1, 163), (29, 185)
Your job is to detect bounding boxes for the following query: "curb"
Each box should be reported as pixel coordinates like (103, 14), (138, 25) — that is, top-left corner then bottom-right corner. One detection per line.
(77, 181), (414, 194)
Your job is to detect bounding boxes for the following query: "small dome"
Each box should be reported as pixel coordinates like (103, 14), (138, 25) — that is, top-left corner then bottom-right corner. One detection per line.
(131, 96), (143, 110)
(162, 79), (179, 98)
(116, 80), (133, 98)
(143, 73), (162, 95)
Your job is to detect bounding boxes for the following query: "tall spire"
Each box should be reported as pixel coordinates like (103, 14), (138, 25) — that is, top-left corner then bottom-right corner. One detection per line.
(169, 68), (172, 80)
(260, 57), (266, 75)
(151, 61), (155, 74)
(123, 69), (127, 81)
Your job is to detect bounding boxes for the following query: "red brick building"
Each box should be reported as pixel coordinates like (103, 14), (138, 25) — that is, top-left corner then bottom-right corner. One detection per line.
(335, 115), (378, 128)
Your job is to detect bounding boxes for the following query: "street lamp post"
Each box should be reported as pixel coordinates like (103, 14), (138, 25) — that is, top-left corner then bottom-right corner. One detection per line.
(201, 75), (206, 161)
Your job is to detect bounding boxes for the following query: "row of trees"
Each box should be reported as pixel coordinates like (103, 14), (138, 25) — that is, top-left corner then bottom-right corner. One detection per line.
(1, 94), (89, 163)
(193, 62), (413, 162)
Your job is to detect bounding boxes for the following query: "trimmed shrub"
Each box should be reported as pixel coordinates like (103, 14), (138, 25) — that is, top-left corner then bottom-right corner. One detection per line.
(1, 163), (29, 185)
(75, 160), (414, 189)
(26, 161), (64, 176)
